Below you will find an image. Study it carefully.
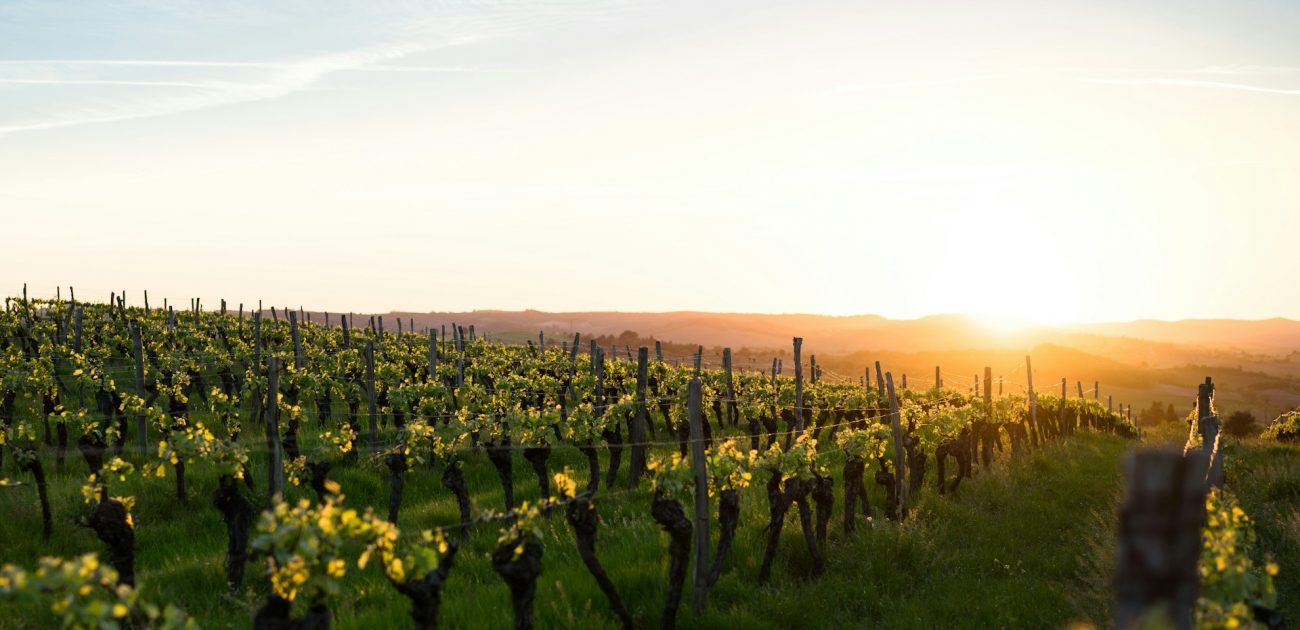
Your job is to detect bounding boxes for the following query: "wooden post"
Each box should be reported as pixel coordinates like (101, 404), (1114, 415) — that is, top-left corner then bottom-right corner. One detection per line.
(793, 337), (804, 433)
(723, 348), (735, 426)
(864, 366), (871, 393)
(935, 366), (942, 390)
(687, 378), (710, 612)
(885, 372), (907, 519)
(694, 345), (702, 375)
(1060, 378), (1067, 433)
(809, 355), (817, 384)
(428, 330), (438, 381)
(132, 325), (146, 453)
(365, 342), (378, 450)
(874, 361), (885, 397)
(983, 366), (992, 410)
(1026, 356), (1037, 442)
(290, 311), (303, 370)
(655, 340), (663, 362)
(266, 357), (285, 502)
(1113, 448), (1207, 630)
(143, 290), (149, 311)
(1094, 381), (1100, 401)
(629, 347), (649, 487)
(254, 312), (263, 366)
(1198, 377), (1223, 488)
(342, 313), (351, 347)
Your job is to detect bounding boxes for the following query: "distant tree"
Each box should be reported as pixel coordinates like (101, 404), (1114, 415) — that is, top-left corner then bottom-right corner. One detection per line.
(1165, 403), (1179, 424)
(1223, 410), (1258, 438)
(1139, 401), (1170, 427)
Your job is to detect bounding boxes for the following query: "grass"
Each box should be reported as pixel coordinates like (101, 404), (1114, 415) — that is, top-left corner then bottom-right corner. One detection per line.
(0, 425), (1138, 629)
(1221, 437), (1300, 616)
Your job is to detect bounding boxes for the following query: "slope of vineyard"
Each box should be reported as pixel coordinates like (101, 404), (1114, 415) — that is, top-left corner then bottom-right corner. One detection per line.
(0, 296), (1142, 628)
(0, 424), (1132, 628)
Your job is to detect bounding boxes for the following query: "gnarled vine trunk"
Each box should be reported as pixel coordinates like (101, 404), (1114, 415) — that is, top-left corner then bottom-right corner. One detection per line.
(651, 491), (692, 630)
(88, 497), (135, 587)
(393, 546), (458, 630)
(213, 475), (253, 589)
(566, 496), (633, 629)
(492, 537), (543, 630)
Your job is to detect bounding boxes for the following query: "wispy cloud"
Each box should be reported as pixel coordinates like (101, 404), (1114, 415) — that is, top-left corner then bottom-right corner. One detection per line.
(1076, 76), (1300, 97)
(0, 78), (259, 89)
(0, 39), (475, 135)
(827, 75), (997, 95)
(0, 59), (494, 73)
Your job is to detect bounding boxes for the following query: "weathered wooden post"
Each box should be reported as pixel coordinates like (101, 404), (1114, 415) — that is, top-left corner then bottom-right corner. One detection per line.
(132, 325), (146, 453)
(885, 373), (907, 519)
(1113, 449), (1207, 630)
(254, 312), (263, 366)
(266, 357), (285, 502)
(1198, 377), (1223, 489)
(723, 348), (736, 426)
(874, 361), (885, 399)
(793, 337), (804, 433)
(1060, 378), (1068, 434)
(1026, 356), (1037, 444)
(365, 342), (378, 450)
(428, 329), (438, 381)
(688, 378), (710, 612)
(935, 366), (942, 390)
(984, 366), (992, 410)
(629, 347), (649, 487)
(290, 311), (303, 370)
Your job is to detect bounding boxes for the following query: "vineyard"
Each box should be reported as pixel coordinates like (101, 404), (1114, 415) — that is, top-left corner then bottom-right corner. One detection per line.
(0, 290), (1271, 629)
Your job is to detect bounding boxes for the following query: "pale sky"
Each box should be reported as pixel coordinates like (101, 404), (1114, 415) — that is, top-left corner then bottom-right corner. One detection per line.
(2, 0), (1298, 323)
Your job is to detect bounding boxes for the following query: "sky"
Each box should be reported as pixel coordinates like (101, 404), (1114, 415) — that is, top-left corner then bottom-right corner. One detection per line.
(1, 0), (1299, 323)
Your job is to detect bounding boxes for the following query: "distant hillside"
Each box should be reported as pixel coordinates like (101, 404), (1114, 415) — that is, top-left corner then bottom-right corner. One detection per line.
(1070, 318), (1300, 353)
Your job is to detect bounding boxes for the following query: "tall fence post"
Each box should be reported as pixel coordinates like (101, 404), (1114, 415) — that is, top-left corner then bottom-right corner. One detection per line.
(428, 329), (438, 381)
(885, 372), (906, 519)
(1060, 378), (1068, 434)
(723, 348), (736, 427)
(793, 337), (804, 433)
(1198, 377), (1223, 488)
(628, 347), (649, 487)
(290, 311), (303, 370)
(983, 366), (992, 410)
(687, 378), (710, 612)
(266, 357), (285, 502)
(1113, 449), (1208, 630)
(132, 325), (147, 453)
(365, 342), (378, 450)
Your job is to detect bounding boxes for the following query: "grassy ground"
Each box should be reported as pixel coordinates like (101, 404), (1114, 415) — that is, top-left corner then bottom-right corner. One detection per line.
(0, 426), (1136, 629)
(1221, 437), (1300, 616)
(1140, 422), (1300, 622)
